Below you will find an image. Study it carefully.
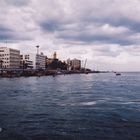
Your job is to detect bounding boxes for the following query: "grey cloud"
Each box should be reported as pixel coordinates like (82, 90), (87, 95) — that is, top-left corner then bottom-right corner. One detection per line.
(99, 17), (140, 33)
(0, 26), (12, 32)
(5, 0), (30, 7)
(0, 26), (14, 41)
(40, 19), (62, 32)
(60, 34), (132, 45)
(39, 18), (132, 45)
(33, 0), (140, 49)
(0, 25), (31, 42)
(55, 25), (132, 46)
(38, 7), (138, 46)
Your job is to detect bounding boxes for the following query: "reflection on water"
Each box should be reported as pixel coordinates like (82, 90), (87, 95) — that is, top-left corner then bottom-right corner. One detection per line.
(0, 73), (140, 140)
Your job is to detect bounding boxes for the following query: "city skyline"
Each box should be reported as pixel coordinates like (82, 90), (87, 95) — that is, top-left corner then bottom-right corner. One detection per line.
(0, 0), (140, 71)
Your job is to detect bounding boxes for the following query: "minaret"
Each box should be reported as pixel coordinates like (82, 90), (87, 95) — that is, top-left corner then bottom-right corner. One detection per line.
(53, 52), (57, 59)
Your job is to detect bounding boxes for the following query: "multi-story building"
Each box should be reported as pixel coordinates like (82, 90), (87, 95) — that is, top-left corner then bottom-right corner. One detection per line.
(0, 47), (20, 69)
(20, 53), (46, 69)
(67, 58), (81, 70)
(20, 54), (33, 69)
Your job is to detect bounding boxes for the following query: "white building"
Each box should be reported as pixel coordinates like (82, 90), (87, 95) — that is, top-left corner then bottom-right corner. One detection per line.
(0, 47), (20, 69)
(21, 53), (46, 69)
(20, 54), (33, 69)
(67, 58), (81, 70)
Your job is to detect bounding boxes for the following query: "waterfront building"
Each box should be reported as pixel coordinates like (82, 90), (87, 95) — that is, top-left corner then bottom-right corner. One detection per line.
(67, 58), (81, 70)
(20, 54), (33, 69)
(0, 47), (20, 69)
(21, 53), (46, 70)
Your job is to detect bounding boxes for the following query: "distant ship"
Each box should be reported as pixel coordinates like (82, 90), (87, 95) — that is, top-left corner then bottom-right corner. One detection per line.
(114, 71), (121, 76)
(115, 72), (121, 76)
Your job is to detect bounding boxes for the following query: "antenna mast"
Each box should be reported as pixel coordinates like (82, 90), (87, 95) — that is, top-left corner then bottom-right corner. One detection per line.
(36, 45), (39, 55)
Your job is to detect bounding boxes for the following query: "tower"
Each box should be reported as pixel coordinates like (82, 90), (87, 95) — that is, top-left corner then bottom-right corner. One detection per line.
(36, 45), (39, 55)
(53, 52), (57, 59)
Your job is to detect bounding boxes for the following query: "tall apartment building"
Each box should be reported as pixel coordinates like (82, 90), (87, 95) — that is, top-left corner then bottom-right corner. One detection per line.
(0, 47), (20, 69)
(67, 58), (81, 70)
(20, 53), (46, 69)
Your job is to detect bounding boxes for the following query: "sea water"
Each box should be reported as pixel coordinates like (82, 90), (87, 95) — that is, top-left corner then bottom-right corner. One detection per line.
(0, 73), (140, 140)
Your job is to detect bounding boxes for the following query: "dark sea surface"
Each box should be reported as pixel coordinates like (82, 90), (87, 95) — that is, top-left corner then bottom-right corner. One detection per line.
(0, 73), (140, 140)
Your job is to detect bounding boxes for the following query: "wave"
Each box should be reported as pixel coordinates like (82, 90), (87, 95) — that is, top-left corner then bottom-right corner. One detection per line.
(80, 101), (97, 106)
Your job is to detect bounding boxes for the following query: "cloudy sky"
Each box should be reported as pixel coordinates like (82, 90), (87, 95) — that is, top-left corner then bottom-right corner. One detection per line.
(0, 0), (140, 71)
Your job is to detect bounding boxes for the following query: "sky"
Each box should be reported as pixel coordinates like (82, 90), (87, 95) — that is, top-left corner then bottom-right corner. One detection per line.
(0, 0), (140, 71)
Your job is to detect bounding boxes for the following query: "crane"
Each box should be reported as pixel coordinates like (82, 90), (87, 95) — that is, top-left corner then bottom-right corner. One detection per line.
(84, 59), (87, 72)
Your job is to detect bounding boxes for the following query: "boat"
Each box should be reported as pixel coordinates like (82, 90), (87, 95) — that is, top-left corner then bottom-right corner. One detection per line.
(116, 73), (121, 76)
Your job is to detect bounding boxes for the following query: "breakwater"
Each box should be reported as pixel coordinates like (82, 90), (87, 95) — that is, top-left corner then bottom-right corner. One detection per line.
(0, 69), (105, 78)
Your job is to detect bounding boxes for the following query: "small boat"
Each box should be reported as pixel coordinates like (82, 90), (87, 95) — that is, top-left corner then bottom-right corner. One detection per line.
(116, 73), (121, 76)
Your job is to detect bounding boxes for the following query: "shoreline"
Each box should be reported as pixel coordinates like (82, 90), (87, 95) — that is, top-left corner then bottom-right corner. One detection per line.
(0, 69), (110, 78)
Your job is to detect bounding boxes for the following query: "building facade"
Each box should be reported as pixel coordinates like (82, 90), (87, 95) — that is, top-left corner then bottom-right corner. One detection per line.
(0, 47), (20, 69)
(21, 53), (46, 69)
(20, 54), (33, 69)
(67, 58), (81, 70)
